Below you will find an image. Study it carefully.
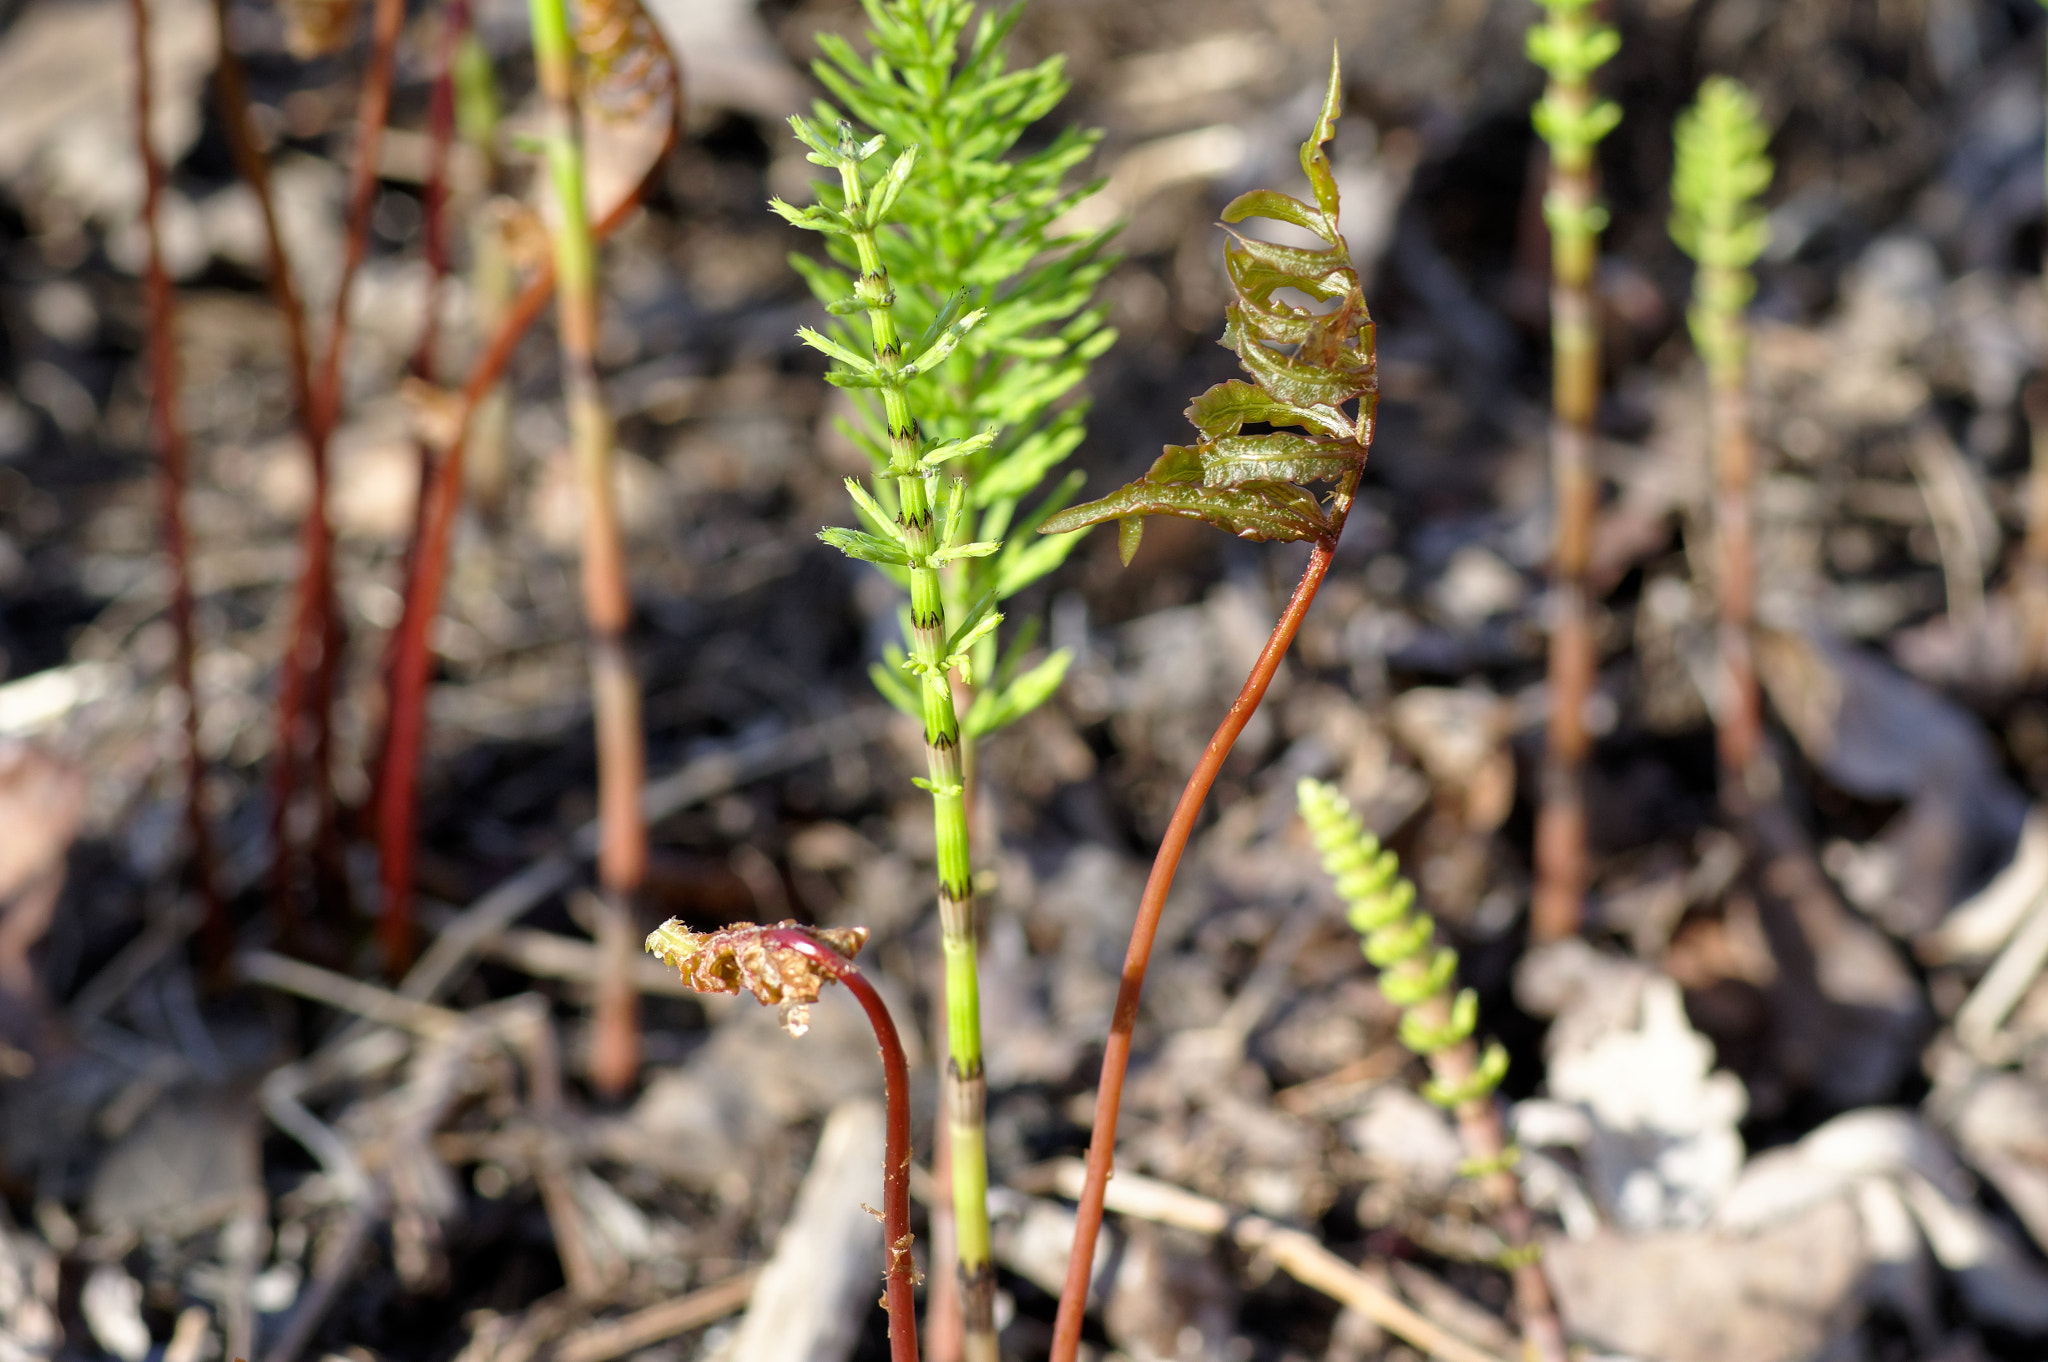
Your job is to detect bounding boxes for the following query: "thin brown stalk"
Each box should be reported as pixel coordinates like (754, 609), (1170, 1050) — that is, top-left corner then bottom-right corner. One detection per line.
(1531, 141), (1603, 943)
(1049, 536), (1339, 1362)
(412, 0), (465, 389)
(216, 0), (407, 935)
(1710, 375), (1760, 801)
(211, 0), (323, 940)
(517, 0), (649, 1096)
(131, 0), (226, 964)
(1525, 0), (1619, 941)
(297, 0), (411, 921)
(208, 1), (316, 419)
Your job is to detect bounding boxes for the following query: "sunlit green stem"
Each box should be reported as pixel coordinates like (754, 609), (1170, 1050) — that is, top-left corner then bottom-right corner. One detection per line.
(837, 149), (997, 1359)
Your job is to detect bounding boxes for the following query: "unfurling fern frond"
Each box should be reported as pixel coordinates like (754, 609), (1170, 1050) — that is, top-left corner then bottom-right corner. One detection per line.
(1297, 778), (1509, 1111)
(1039, 54), (1375, 564)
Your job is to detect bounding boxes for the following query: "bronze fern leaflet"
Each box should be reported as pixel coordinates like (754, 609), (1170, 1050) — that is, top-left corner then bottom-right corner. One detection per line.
(1040, 59), (1375, 563)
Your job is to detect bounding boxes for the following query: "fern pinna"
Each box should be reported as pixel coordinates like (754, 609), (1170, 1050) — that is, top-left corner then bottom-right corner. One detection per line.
(1039, 63), (1372, 554)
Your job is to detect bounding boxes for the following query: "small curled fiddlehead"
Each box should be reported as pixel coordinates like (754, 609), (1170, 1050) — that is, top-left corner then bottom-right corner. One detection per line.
(1297, 778), (1508, 1110)
(645, 918), (870, 1035)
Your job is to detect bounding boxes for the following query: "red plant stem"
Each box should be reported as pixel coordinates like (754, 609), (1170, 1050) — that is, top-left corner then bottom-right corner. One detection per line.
(1049, 537), (1337, 1362)
(1710, 376), (1759, 803)
(130, 0), (227, 964)
(208, 0), (316, 420)
(413, 0), (465, 388)
(759, 928), (920, 1362)
(368, 0), (469, 839)
(212, 0), (326, 938)
(268, 0), (407, 929)
(376, 190), (646, 973)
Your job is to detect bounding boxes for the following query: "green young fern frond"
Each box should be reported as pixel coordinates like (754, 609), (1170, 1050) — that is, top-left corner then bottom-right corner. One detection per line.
(791, 0), (1117, 738)
(1669, 77), (1772, 379)
(1297, 778), (1510, 1111)
(1039, 55), (1374, 563)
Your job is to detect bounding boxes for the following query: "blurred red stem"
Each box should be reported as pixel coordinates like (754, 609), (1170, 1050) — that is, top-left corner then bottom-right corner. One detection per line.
(759, 927), (920, 1362)
(268, 0), (406, 929)
(211, 0), (327, 937)
(1049, 536), (1337, 1362)
(369, 0), (470, 839)
(131, 0), (226, 964)
(413, 0), (465, 385)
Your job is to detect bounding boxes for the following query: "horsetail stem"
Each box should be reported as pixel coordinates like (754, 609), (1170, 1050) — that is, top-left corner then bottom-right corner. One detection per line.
(1670, 78), (1773, 802)
(782, 123), (999, 1352)
(789, 9), (1116, 1348)
(1527, 0), (1621, 942)
(528, 0), (647, 1096)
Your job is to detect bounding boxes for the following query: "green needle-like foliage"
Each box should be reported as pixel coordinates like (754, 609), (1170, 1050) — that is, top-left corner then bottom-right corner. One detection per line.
(791, 0), (1117, 738)
(1669, 77), (1772, 381)
(1298, 778), (1509, 1111)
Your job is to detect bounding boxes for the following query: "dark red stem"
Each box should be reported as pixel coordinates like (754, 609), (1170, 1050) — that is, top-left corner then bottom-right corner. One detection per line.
(269, 0), (407, 931)
(412, 0), (465, 387)
(760, 928), (920, 1362)
(211, 0), (323, 941)
(1049, 537), (1338, 1362)
(131, 0), (227, 965)
(366, 0), (469, 904)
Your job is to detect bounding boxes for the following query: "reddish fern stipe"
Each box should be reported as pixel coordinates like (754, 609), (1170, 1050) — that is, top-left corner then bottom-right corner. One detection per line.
(645, 920), (918, 1362)
(1040, 51), (1375, 1362)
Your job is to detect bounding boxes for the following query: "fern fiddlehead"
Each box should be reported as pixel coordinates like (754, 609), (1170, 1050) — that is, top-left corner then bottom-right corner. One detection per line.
(1297, 778), (1509, 1110)
(1044, 57), (1384, 1362)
